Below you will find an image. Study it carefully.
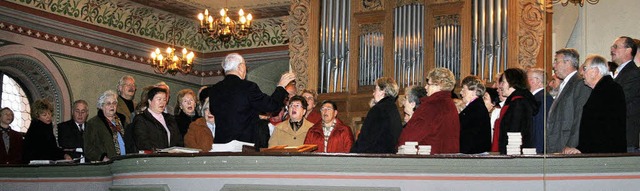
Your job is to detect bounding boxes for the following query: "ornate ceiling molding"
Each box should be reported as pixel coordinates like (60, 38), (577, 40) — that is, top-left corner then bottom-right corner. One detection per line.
(5, 0), (288, 53)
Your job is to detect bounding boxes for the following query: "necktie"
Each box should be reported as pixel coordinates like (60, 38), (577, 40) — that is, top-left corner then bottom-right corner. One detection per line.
(79, 124), (84, 133)
(2, 128), (10, 153)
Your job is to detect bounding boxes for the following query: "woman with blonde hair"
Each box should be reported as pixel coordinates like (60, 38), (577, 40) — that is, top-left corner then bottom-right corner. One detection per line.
(350, 77), (403, 153)
(174, 89), (200, 137)
(23, 99), (71, 162)
(398, 68), (460, 154)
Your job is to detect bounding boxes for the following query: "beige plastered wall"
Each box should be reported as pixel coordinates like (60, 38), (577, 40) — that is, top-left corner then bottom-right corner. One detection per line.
(554, 0), (640, 61)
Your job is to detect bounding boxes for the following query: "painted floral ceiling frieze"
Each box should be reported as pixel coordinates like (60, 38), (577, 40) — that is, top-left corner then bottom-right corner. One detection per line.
(7, 0), (289, 52)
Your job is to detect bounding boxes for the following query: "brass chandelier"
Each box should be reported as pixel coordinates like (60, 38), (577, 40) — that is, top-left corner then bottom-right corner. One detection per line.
(149, 25), (195, 75)
(550, 0), (599, 7)
(197, 6), (253, 43)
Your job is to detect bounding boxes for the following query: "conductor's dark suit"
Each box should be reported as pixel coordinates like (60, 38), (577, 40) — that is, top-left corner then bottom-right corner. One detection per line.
(57, 120), (84, 158)
(201, 75), (288, 144)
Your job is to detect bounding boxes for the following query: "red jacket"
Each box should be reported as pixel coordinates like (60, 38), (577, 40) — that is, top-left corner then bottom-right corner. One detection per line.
(304, 120), (354, 153)
(398, 91), (460, 154)
(305, 110), (322, 125)
(0, 128), (23, 164)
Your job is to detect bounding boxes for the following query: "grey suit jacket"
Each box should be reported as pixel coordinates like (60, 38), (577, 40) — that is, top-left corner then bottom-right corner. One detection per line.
(613, 61), (640, 148)
(546, 72), (591, 153)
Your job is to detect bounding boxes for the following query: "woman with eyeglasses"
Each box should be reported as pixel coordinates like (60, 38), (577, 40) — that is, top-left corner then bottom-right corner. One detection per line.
(268, 95), (313, 147)
(397, 68), (460, 154)
(492, 68), (538, 154)
(84, 90), (129, 162)
(350, 77), (403, 154)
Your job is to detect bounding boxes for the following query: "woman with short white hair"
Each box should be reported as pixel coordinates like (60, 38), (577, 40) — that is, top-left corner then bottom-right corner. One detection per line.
(85, 90), (128, 162)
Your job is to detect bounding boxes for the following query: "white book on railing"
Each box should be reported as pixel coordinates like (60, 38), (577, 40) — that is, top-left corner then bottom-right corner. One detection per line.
(210, 140), (254, 152)
(157, 147), (202, 153)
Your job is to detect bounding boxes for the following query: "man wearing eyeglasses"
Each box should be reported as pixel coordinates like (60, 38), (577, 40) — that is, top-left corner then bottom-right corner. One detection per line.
(268, 96), (313, 147)
(116, 75), (136, 125)
(562, 55), (626, 154)
(546, 48), (591, 154)
(610, 36), (640, 153)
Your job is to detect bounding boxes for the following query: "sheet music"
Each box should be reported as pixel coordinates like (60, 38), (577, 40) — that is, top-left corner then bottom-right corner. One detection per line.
(210, 140), (255, 152)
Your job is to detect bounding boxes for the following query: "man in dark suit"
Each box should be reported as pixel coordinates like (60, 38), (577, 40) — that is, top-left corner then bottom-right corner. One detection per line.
(610, 36), (640, 153)
(527, 68), (553, 154)
(57, 100), (89, 159)
(1, 108), (23, 164)
(200, 53), (296, 144)
(564, 55), (626, 154)
(546, 48), (591, 154)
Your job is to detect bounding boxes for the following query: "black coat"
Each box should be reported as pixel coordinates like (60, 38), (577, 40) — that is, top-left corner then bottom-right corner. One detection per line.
(350, 96), (403, 153)
(613, 61), (640, 148)
(57, 120), (84, 158)
(201, 75), (288, 144)
(175, 110), (200, 138)
(532, 90), (553, 154)
(459, 97), (491, 154)
(577, 76), (627, 153)
(132, 109), (183, 150)
(23, 119), (65, 162)
(498, 88), (539, 154)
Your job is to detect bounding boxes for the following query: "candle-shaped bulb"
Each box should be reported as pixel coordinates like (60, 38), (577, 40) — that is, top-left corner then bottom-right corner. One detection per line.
(240, 16), (246, 24)
(182, 48), (187, 55)
(238, 9), (244, 16)
(150, 52), (157, 59)
(166, 47), (173, 54)
(220, 8), (226, 17)
(204, 9), (209, 17)
(155, 48), (161, 54)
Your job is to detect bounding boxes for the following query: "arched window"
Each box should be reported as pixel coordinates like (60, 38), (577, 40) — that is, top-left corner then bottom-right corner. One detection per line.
(1, 74), (32, 132)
